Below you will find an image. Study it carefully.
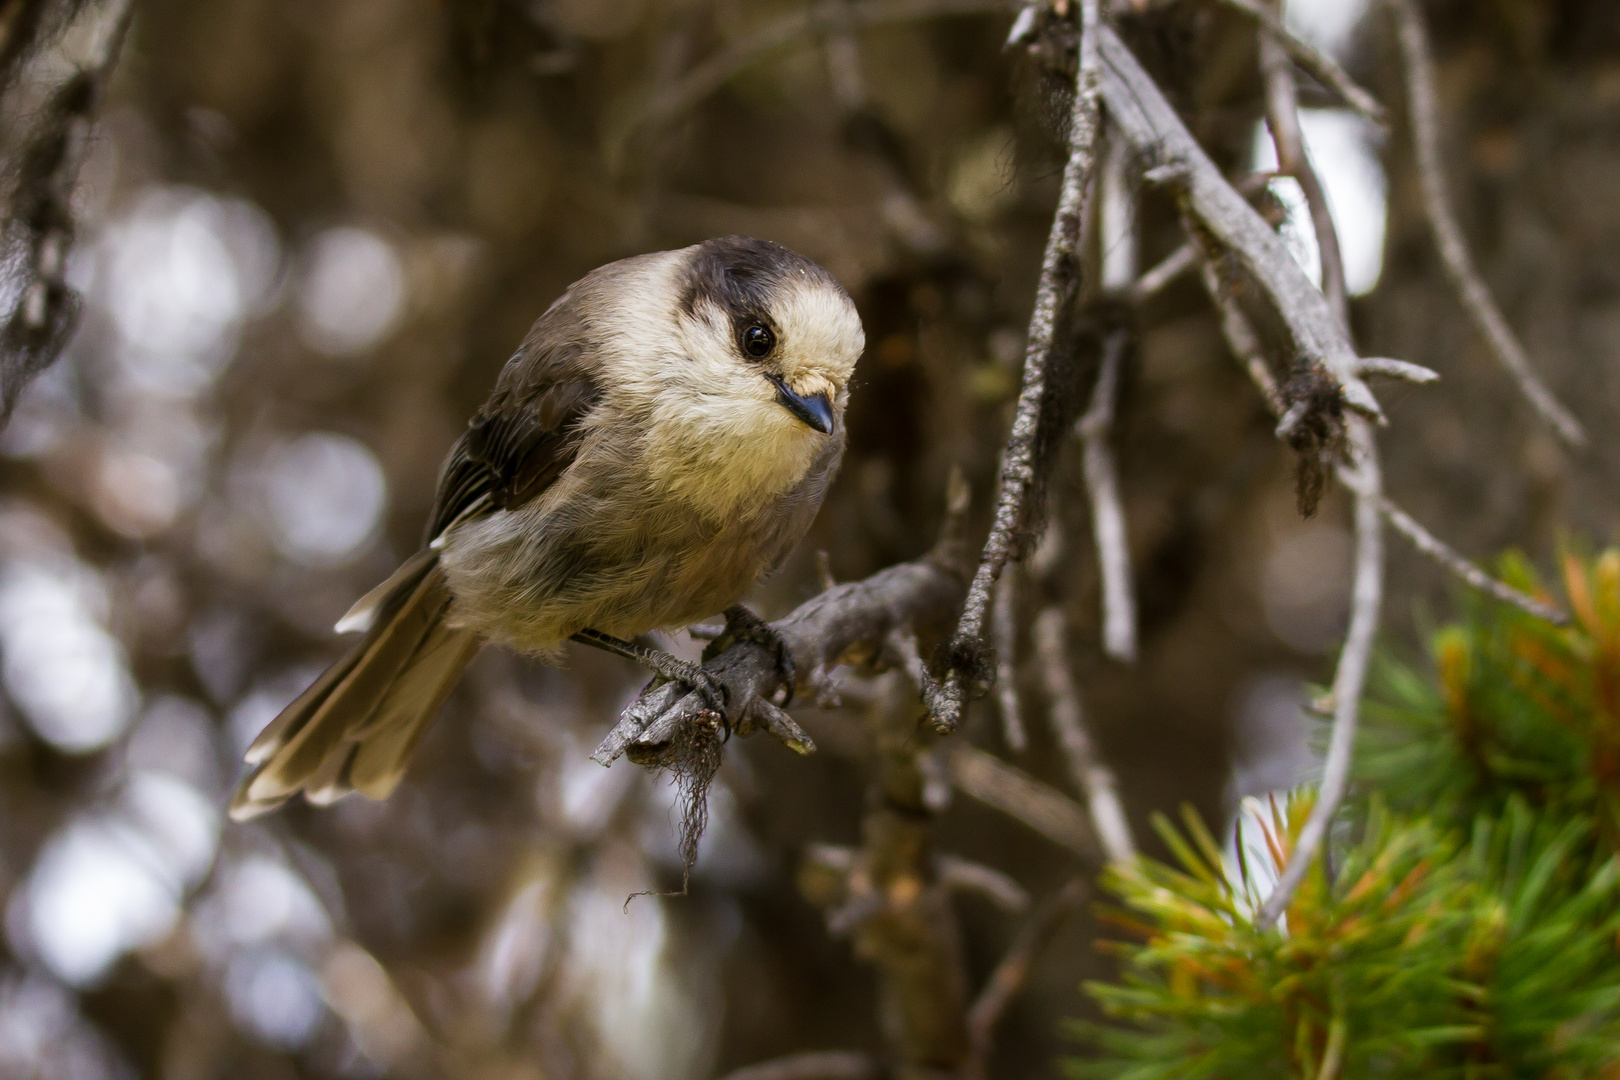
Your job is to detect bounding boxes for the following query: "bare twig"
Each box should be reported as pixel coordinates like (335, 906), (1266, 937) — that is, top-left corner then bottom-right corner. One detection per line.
(716, 1052), (881, 1080)
(1100, 26), (1384, 423)
(1387, 0), (1586, 448)
(1076, 328), (1137, 662)
(948, 746), (1098, 858)
(990, 572), (1028, 751)
(1379, 497), (1569, 624)
(1258, 0), (1348, 327)
(933, 0), (1104, 733)
(1257, 420), (1383, 928)
(936, 854), (1030, 912)
(1128, 174), (1288, 305)
(1128, 242), (1198, 304)
(1208, 0), (1386, 125)
(1356, 356), (1439, 384)
(1197, 252), (1283, 413)
(965, 877), (1087, 1072)
(1032, 608), (1135, 862)
(623, 0), (1016, 143)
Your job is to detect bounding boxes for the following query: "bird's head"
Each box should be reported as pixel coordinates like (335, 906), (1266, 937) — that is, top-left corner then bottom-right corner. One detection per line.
(671, 235), (864, 437)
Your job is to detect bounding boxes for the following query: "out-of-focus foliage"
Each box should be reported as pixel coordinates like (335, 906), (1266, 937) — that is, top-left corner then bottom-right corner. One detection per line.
(1361, 550), (1620, 835)
(1078, 552), (1620, 1078)
(1080, 804), (1620, 1077)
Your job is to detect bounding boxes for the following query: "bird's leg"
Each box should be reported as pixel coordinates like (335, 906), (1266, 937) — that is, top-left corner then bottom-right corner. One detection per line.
(711, 605), (798, 706)
(570, 629), (728, 718)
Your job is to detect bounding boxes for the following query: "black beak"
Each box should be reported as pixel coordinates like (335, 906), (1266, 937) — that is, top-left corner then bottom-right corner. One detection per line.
(769, 375), (835, 434)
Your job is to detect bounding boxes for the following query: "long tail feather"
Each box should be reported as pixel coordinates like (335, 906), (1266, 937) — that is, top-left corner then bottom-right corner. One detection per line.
(229, 555), (478, 820)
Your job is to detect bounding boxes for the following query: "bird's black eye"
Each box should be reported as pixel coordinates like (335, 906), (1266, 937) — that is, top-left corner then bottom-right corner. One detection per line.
(742, 323), (775, 359)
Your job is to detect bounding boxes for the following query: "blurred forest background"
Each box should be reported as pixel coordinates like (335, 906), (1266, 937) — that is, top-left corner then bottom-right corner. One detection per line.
(0, 0), (1617, 1078)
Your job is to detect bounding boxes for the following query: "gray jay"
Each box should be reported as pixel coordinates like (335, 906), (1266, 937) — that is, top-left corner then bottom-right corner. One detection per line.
(229, 236), (863, 819)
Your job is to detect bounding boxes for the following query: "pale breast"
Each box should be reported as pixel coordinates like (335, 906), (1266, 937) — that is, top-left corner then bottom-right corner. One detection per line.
(438, 428), (841, 654)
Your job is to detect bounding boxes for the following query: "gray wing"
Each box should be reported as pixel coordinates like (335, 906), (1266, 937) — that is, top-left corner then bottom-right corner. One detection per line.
(426, 303), (601, 542)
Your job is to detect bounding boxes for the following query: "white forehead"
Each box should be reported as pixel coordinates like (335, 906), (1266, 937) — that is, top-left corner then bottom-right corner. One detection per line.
(770, 275), (864, 385)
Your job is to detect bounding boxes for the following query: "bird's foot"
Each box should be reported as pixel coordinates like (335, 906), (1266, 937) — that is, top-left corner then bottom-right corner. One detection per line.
(571, 629), (729, 725)
(710, 605), (797, 706)
(647, 655), (729, 724)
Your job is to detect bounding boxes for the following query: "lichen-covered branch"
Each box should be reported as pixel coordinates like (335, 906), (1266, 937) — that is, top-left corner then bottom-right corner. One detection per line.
(932, 0), (1104, 733)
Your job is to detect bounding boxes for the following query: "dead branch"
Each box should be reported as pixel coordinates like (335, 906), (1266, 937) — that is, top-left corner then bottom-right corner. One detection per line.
(592, 541), (968, 766)
(1356, 356), (1439, 384)
(716, 1052), (881, 1080)
(964, 877), (1087, 1074)
(1256, 420), (1383, 928)
(1387, 0), (1586, 448)
(1258, 0), (1348, 326)
(990, 572), (1028, 751)
(948, 746), (1098, 858)
(1208, 0), (1386, 125)
(1128, 242), (1198, 305)
(936, 854), (1030, 912)
(932, 0), (1104, 733)
(1076, 327), (1137, 663)
(1379, 497), (1569, 624)
(1032, 608), (1135, 862)
(1099, 25), (1384, 423)
(1197, 248), (1283, 413)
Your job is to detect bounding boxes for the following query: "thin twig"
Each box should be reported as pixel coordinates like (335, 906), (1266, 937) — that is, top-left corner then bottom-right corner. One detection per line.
(1257, 420), (1383, 928)
(948, 746), (1099, 858)
(1201, 243), (1548, 625)
(1128, 242), (1198, 304)
(936, 854), (1030, 912)
(990, 572), (1028, 751)
(1032, 608), (1135, 862)
(1129, 174), (1287, 305)
(1379, 497), (1569, 624)
(1258, 0), (1348, 327)
(1356, 356), (1439, 384)
(624, 0), (1016, 142)
(1208, 0), (1386, 125)
(933, 0), (1104, 733)
(1196, 251), (1283, 413)
(716, 1051), (881, 1080)
(964, 877), (1087, 1071)
(1076, 328), (1137, 662)
(1387, 0), (1586, 448)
